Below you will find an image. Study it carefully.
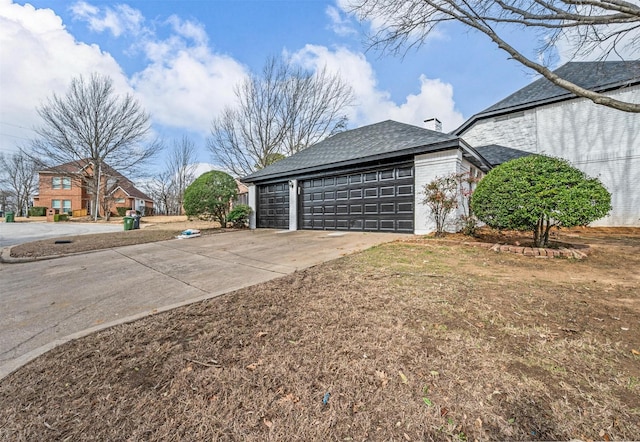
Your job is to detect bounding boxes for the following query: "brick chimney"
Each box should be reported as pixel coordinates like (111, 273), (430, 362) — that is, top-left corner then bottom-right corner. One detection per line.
(424, 117), (442, 132)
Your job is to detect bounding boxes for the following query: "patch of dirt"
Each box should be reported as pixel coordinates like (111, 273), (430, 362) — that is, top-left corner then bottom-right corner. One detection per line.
(1, 229), (639, 441)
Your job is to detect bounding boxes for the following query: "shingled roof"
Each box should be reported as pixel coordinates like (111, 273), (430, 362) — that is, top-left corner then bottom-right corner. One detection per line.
(243, 120), (487, 182)
(455, 61), (640, 135)
(474, 145), (533, 166)
(40, 159), (153, 202)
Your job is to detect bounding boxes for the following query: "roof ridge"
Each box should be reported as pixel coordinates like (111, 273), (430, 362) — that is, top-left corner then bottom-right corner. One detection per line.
(454, 60), (640, 135)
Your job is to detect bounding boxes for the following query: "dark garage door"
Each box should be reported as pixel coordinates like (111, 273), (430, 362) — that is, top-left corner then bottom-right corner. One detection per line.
(301, 165), (414, 233)
(257, 182), (289, 229)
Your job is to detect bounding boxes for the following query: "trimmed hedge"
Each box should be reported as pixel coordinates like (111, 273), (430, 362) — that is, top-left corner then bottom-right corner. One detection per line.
(228, 204), (252, 226)
(53, 214), (69, 222)
(29, 206), (47, 217)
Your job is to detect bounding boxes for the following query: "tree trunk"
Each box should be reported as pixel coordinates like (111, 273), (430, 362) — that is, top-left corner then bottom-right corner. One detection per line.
(534, 215), (552, 248)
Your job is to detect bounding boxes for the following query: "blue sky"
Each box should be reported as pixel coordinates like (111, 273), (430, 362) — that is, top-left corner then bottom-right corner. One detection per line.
(0, 0), (569, 172)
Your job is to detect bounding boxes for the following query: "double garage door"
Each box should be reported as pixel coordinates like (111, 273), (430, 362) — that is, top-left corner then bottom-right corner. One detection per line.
(257, 164), (415, 233)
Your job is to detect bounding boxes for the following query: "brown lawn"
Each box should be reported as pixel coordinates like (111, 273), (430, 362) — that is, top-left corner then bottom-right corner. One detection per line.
(8, 216), (225, 259)
(1, 227), (639, 441)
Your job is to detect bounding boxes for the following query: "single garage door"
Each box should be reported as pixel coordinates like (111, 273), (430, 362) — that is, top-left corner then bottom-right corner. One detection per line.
(301, 165), (414, 233)
(257, 182), (289, 229)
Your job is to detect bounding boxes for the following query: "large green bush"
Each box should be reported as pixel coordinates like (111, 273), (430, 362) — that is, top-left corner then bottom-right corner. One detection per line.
(471, 156), (611, 247)
(183, 171), (238, 226)
(29, 206), (47, 217)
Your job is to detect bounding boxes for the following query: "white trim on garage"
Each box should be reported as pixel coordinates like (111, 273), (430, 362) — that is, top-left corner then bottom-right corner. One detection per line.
(414, 149), (464, 235)
(248, 184), (257, 229)
(289, 179), (298, 231)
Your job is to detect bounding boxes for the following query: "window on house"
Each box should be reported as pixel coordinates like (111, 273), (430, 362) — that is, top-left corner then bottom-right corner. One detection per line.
(52, 177), (71, 190)
(51, 200), (61, 209)
(62, 200), (71, 213)
(115, 198), (126, 204)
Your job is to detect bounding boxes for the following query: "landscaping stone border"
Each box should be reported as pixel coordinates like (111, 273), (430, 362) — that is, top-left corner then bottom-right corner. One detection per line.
(403, 238), (591, 259)
(462, 241), (591, 259)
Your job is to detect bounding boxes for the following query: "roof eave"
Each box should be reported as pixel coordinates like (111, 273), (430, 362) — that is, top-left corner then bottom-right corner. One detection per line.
(242, 139), (463, 184)
(459, 139), (493, 172)
(454, 79), (640, 136)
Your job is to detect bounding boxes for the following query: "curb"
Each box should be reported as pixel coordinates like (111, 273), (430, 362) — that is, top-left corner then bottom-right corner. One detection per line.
(0, 245), (106, 264)
(0, 288), (238, 380)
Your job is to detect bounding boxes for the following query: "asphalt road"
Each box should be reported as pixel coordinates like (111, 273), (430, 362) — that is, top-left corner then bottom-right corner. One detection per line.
(0, 229), (404, 379)
(0, 221), (122, 248)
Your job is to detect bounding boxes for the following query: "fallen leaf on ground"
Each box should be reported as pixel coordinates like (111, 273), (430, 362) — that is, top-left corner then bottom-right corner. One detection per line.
(278, 393), (300, 404)
(399, 371), (408, 384)
(246, 359), (263, 371)
(375, 370), (389, 388)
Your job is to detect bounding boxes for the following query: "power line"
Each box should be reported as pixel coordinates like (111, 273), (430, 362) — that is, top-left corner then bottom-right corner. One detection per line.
(0, 121), (36, 132)
(0, 132), (32, 142)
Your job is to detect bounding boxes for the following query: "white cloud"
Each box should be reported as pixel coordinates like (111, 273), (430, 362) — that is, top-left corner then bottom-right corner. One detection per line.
(166, 14), (208, 45)
(70, 3), (248, 134)
(131, 15), (248, 134)
(0, 0), (247, 154)
(0, 0), (463, 161)
(326, 5), (357, 37)
(131, 48), (247, 134)
(70, 1), (144, 37)
(290, 45), (464, 132)
(0, 0), (130, 154)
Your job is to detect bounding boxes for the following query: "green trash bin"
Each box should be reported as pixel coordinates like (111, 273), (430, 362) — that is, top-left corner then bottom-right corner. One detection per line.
(5, 211), (14, 223)
(123, 216), (134, 231)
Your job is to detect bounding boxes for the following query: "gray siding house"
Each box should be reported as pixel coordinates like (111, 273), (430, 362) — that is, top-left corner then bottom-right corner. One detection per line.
(242, 61), (639, 234)
(457, 61), (640, 226)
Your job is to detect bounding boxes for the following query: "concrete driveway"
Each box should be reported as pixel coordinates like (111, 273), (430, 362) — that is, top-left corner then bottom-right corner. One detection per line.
(0, 229), (403, 379)
(0, 221), (122, 248)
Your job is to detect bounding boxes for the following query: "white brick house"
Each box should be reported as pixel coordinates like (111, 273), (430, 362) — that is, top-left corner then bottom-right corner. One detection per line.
(456, 61), (640, 226)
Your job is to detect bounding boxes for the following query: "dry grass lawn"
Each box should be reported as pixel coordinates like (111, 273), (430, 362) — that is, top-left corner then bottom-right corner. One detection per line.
(8, 216), (224, 259)
(1, 228), (639, 441)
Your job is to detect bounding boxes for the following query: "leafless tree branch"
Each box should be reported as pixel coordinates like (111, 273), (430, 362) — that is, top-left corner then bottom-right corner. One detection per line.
(347, 0), (640, 112)
(207, 56), (354, 177)
(0, 152), (41, 216)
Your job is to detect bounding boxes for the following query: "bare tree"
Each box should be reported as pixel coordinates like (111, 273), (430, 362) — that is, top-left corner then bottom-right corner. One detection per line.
(208, 56), (354, 176)
(143, 137), (198, 215)
(166, 136), (198, 215)
(347, 0), (640, 112)
(0, 152), (40, 217)
(143, 170), (173, 215)
(30, 73), (161, 220)
(0, 189), (11, 215)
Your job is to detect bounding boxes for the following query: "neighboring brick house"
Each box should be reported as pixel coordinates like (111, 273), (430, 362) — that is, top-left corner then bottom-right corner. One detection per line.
(455, 61), (640, 226)
(34, 160), (154, 217)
